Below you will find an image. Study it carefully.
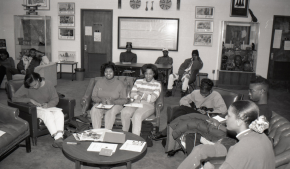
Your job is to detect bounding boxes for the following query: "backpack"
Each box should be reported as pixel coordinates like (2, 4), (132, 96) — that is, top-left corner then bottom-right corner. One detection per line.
(140, 121), (154, 147)
(63, 117), (91, 139)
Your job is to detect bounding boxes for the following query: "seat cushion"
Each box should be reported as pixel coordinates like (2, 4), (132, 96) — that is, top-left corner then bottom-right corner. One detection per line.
(0, 122), (28, 149)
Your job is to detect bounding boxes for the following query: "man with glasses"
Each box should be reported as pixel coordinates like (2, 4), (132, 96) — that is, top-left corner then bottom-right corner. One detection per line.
(151, 78), (227, 141)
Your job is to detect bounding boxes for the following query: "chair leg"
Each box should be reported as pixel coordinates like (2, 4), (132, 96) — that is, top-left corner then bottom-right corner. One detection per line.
(26, 136), (31, 153)
(32, 137), (37, 146)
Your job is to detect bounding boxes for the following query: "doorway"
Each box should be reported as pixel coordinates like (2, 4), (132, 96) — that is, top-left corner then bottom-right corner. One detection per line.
(81, 9), (113, 78)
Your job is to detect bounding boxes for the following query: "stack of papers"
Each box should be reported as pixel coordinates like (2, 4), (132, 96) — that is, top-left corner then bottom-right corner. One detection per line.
(120, 140), (146, 152)
(124, 103), (143, 108)
(0, 130), (6, 137)
(87, 142), (118, 153)
(95, 104), (114, 109)
(73, 129), (111, 142)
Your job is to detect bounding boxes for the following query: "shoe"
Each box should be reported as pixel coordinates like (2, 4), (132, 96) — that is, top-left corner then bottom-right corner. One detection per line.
(151, 132), (167, 141)
(52, 138), (63, 149)
(181, 91), (186, 97)
(167, 148), (183, 157)
(165, 91), (172, 97)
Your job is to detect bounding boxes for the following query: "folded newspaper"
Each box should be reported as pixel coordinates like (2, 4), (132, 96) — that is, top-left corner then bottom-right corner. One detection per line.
(73, 129), (111, 142)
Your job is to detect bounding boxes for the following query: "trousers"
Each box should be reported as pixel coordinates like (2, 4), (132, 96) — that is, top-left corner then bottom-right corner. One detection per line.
(0, 66), (7, 86)
(177, 143), (227, 169)
(121, 101), (155, 136)
(167, 73), (189, 91)
(6, 67), (21, 80)
(90, 105), (123, 129)
(37, 109), (64, 137)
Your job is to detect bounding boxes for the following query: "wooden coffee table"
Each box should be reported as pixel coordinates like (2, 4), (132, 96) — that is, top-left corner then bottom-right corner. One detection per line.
(62, 132), (147, 169)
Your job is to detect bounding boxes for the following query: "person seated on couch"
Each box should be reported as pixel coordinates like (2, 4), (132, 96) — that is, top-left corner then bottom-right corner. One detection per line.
(12, 72), (64, 148)
(165, 49), (203, 97)
(6, 48), (40, 80)
(121, 64), (161, 136)
(0, 50), (15, 87)
(90, 61), (128, 129)
(178, 100), (275, 169)
(152, 78), (227, 140)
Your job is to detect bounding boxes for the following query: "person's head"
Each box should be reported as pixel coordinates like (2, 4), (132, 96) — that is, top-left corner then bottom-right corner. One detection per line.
(100, 61), (116, 80)
(24, 72), (43, 89)
(192, 50), (200, 61)
(200, 78), (214, 97)
(234, 55), (242, 66)
(141, 64), (158, 82)
(243, 61), (251, 72)
(0, 50), (9, 61)
(29, 48), (37, 57)
(162, 48), (168, 57)
(126, 42), (132, 52)
(226, 100), (259, 134)
(249, 76), (269, 104)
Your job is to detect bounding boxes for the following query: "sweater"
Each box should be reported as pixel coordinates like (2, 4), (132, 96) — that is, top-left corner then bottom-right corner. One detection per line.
(120, 52), (137, 63)
(91, 77), (127, 105)
(220, 130), (275, 169)
(0, 57), (15, 68)
(180, 90), (227, 114)
(17, 57), (40, 73)
(12, 80), (59, 108)
(155, 56), (173, 65)
(130, 79), (161, 103)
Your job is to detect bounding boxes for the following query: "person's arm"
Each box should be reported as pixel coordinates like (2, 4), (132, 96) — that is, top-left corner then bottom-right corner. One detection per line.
(26, 59), (40, 74)
(130, 80), (141, 99)
(178, 59), (189, 77)
(10, 58), (15, 68)
(91, 81), (102, 103)
(212, 95), (227, 115)
(155, 57), (160, 64)
(132, 54), (137, 63)
(146, 82), (161, 103)
(45, 84), (59, 108)
(114, 83), (128, 105)
(169, 57), (173, 65)
(17, 60), (25, 72)
(179, 92), (194, 107)
(12, 85), (31, 103)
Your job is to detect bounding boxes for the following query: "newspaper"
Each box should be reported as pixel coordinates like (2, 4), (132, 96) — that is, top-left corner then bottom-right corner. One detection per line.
(73, 129), (111, 142)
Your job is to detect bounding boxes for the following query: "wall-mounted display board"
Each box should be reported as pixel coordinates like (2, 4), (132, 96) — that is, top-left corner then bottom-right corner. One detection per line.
(118, 17), (179, 51)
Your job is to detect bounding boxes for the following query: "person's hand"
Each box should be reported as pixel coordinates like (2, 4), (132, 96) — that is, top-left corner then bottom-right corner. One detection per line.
(203, 162), (215, 169)
(101, 99), (107, 105)
(21, 70), (26, 75)
(30, 99), (42, 107)
(106, 99), (115, 105)
(41, 103), (48, 108)
(206, 118), (221, 128)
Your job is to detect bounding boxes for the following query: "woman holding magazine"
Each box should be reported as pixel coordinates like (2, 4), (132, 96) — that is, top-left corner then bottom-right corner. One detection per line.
(121, 64), (161, 136)
(12, 72), (64, 148)
(90, 62), (127, 130)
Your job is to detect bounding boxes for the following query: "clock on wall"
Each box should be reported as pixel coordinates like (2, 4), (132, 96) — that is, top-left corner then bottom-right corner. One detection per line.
(159, 0), (172, 10)
(130, 0), (141, 9)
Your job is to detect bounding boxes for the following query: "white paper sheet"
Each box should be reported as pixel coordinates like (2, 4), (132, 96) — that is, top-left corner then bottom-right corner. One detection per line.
(87, 142), (118, 152)
(85, 26), (92, 36)
(0, 130), (6, 137)
(94, 32), (101, 42)
(273, 29), (282, 48)
(284, 41), (290, 50)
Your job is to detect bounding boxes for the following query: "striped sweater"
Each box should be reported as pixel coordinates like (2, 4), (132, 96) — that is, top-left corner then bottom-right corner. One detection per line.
(130, 79), (161, 103)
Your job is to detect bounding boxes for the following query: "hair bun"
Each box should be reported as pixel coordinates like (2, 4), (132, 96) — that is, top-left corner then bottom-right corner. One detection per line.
(249, 115), (269, 133)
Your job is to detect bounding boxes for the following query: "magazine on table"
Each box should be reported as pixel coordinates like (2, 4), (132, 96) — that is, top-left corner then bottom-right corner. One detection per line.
(87, 142), (118, 153)
(95, 104), (114, 109)
(73, 129), (111, 142)
(120, 140), (146, 152)
(124, 103), (143, 108)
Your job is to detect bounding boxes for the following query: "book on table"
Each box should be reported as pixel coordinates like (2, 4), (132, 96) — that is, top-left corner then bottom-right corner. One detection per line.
(87, 142), (118, 155)
(120, 140), (146, 152)
(73, 129), (126, 143)
(95, 104), (114, 109)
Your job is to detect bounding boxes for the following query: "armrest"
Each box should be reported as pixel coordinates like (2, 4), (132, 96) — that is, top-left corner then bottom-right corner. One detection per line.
(80, 78), (96, 114)
(57, 98), (76, 120)
(35, 63), (57, 87)
(0, 104), (21, 124)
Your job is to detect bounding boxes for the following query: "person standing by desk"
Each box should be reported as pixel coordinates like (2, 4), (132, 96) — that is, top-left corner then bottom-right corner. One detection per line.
(120, 42), (137, 63)
(155, 48), (173, 85)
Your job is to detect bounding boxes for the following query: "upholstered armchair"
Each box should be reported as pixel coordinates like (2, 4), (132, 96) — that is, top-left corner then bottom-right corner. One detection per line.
(6, 79), (76, 146)
(80, 76), (164, 133)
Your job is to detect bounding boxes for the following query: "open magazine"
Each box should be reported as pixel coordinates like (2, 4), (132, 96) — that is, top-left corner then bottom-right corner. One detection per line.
(120, 140), (146, 152)
(73, 129), (110, 142)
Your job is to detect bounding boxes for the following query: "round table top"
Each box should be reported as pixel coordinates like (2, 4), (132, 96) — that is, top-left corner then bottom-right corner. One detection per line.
(62, 131), (147, 165)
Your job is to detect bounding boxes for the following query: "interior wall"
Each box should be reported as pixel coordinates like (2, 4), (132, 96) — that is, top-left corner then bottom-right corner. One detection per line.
(0, 0), (290, 79)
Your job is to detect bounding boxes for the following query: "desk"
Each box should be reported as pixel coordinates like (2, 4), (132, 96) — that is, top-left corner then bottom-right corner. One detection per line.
(62, 131), (147, 169)
(115, 62), (172, 83)
(56, 62), (78, 81)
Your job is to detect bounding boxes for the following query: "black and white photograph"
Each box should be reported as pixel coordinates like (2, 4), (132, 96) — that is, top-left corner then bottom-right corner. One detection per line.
(230, 0), (249, 17)
(58, 2), (75, 15)
(58, 28), (75, 40)
(58, 51), (76, 62)
(58, 15), (74, 26)
(195, 20), (214, 32)
(195, 6), (214, 19)
(194, 33), (212, 46)
(25, 0), (50, 10)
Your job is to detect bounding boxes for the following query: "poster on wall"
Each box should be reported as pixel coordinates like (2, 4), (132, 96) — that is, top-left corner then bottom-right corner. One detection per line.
(195, 20), (214, 32)
(230, 0), (249, 17)
(58, 2), (75, 15)
(194, 33), (212, 46)
(58, 28), (75, 40)
(195, 6), (214, 19)
(24, 0), (50, 10)
(58, 15), (74, 27)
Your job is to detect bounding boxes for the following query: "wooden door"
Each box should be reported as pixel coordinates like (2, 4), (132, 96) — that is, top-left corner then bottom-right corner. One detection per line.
(268, 15), (290, 81)
(81, 9), (113, 78)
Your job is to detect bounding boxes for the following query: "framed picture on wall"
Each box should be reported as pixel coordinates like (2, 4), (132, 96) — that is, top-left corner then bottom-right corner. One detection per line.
(24, 0), (50, 10)
(58, 28), (75, 40)
(230, 0), (249, 17)
(58, 51), (76, 62)
(58, 2), (75, 15)
(195, 20), (214, 33)
(195, 6), (214, 19)
(194, 33), (213, 46)
(58, 15), (75, 26)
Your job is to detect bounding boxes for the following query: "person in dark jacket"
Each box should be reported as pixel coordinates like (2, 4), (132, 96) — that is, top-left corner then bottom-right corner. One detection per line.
(0, 50), (15, 86)
(165, 50), (203, 97)
(120, 42), (137, 63)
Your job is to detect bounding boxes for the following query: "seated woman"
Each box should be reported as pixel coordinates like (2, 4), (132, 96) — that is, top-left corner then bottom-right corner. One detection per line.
(90, 62), (127, 129)
(178, 100), (275, 169)
(12, 72), (64, 148)
(121, 64), (161, 136)
(0, 50), (15, 87)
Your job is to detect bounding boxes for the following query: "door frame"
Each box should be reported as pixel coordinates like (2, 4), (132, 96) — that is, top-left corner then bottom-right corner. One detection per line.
(80, 9), (113, 69)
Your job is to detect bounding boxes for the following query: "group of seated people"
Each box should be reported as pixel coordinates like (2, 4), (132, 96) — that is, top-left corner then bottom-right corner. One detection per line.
(4, 43), (276, 168)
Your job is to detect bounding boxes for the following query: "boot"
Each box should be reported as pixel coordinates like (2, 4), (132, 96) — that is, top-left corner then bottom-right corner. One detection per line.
(165, 90), (172, 97)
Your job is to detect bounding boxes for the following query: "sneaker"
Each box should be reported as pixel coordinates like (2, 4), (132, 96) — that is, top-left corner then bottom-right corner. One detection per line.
(165, 91), (172, 97)
(52, 138), (63, 149)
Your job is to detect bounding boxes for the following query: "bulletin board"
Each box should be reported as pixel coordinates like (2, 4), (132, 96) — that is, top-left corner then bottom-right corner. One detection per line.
(118, 17), (179, 51)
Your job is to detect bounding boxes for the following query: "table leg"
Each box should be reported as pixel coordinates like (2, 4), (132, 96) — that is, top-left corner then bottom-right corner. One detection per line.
(75, 160), (81, 169)
(60, 64), (62, 79)
(126, 161), (131, 169)
(72, 64), (74, 81)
